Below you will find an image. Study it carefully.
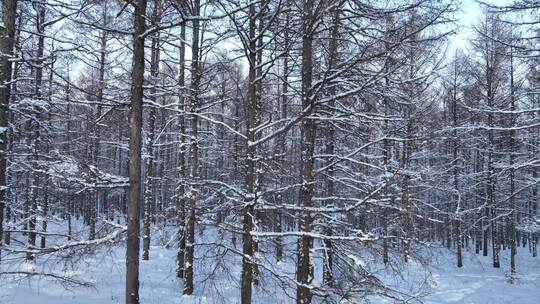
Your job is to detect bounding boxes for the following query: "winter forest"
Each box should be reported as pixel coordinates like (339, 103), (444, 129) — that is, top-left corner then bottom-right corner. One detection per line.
(0, 0), (539, 303)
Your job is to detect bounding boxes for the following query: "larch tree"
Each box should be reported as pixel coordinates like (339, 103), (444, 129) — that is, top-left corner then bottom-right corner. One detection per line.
(125, 0), (147, 303)
(0, 0), (18, 260)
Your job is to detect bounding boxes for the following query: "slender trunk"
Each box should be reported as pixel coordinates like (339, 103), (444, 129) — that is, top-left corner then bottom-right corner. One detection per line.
(4, 204), (10, 246)
(402, 139), (412, 263)
(509, 45), (517, 275)
(382, 19), (392, 265)
(252, 1), (267, 286)
(452, 61), (462, 268)
(26, 173), (38, 261)
(23, 172), (29, 234)
(89, 193), (96, 240)
(67, 195), (73, 241)
(65, 74), (73, 241)
(297, 0), (315, 302)
(88, 2), (109, 241)
(176, 21), (186, 279)
(456, 220), (463, 267)
(475, 150), (481, 255)
(40, 179), (49, 248)
(240, 2), (258, 303)
(488, 75), (500, 269)
(483, 213), (489, 256)
(0, 0), (18, 259)
(125, 1), (147, 303)
(323, 4), (340, 285)
(27, 2), (46, 262)
(273, 0), (291, 264)
(532, 111), (538, 259)
(482, 149), (488, 257)
(142, 0), (161, 261)
(40, 52), (55, 249)
(183, 0), (200, 295)
(142, 107), (155, 260)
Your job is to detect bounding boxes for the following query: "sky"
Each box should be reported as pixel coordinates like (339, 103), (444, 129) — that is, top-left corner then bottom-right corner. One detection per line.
(451, 0), (511, 51)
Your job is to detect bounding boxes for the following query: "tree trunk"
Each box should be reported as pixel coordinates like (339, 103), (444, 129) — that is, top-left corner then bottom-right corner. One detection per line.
(142, 0), (161, 261)
(509, 44), (517, 275)
(40, 52), (55, 249)
(40, 179), (49, 249)
(452, 60), (462, 268)
(183, 0), (200, 295)
(0, 0), (18, 259)
(142, 106), (155, 261)
(67, 195), (73, 241)
(125, 1), (147, 303)
(26, 169), (38, 261)
(297, 0), (315, 302)
(488, 73), (500, 269)
(176, 21), (187, 279)
(240, 2), (258, 303)
(27, 1), (46, 262)
(88, 1), (109, 241)
(323, 4), (340, 285)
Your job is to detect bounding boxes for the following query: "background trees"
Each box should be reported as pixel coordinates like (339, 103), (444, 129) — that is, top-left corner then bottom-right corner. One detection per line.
(0, 0), (538, 303)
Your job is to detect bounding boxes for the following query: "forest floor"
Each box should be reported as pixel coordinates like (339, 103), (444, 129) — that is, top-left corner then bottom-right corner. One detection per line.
(417, 246), (540, 304)
(0, 223), (539, 304)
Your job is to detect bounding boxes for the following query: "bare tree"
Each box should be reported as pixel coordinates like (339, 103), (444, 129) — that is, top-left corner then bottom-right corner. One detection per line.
(0, 0), (18, 260)
(125, 0), (148, 303)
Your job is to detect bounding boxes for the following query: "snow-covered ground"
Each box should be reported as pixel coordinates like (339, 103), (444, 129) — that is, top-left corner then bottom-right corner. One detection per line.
(423, 247), (540, 304)
(1, 224), (539, 304)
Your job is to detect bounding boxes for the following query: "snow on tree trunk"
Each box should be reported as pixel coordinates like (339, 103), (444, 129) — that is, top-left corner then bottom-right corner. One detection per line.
(0, 0), (17, 261)
(296, 0), (315, 302)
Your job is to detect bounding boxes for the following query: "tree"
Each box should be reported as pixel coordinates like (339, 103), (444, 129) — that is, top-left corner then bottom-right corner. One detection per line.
(296, 0), (316, 301)
(125, 0), (147, 303)
(183, 0), (201, 295)
(0, 0), (18, 260)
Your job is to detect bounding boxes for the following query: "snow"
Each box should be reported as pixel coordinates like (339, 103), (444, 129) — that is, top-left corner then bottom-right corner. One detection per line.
(423, 249), (540, 304)
(0, 245), (180, 304)
(1, 223), (539, 304)
(370, 247), (540, 304)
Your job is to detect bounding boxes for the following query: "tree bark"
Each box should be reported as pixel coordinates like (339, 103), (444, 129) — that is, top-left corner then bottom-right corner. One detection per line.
(509, 43), (517, 275)
(323, 3), (340, 285)
(297, 0), (315, 302)
(0, 0), (18, 259)
(142, 0), (161, 261)
(40, 179), (49, 249)
(27, 1), (46, 262)
(184, 0), (200, 295)
(240, 1), (258, 303)
(451, 59), (462, 268)
(88, 1), (109, 241)
(125, 1), (147, 303)
(176, 20), (187, 279)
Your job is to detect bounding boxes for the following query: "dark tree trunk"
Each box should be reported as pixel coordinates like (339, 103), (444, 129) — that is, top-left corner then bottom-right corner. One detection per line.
(88, 1), (109, 242)
(272, 0), (292, 265)
(241, 2), (258, 303)
(451, 60), (462, 268)
(125, 1), (147, 303)
(142, 0), (161, 261)
(176, 21), (186, 279)
(27, 1), (46, 262)
(509, 44), (517, 275)
(0, 0), (18, 259)
(323, 4), (340, 285)
(297, 0), (315, 302)
(40, 179), (49, 249)
(184, 0), (200, 295)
